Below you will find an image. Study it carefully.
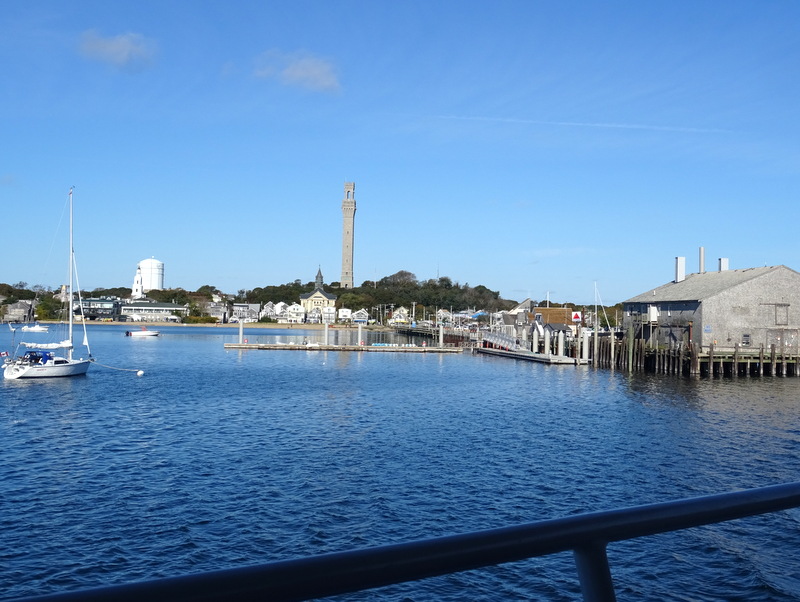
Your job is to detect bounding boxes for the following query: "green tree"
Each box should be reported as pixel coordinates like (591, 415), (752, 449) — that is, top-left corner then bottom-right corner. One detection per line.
(35, 294), (62, 320)
(195, 285), (219, 299)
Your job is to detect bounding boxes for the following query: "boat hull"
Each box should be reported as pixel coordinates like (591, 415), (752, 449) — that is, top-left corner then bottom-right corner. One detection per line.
(3, 358), (92, 380)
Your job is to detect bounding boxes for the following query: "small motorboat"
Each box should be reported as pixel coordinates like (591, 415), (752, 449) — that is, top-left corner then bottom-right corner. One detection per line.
(125, 327), (160, 337)
(21, 323), (49, 333)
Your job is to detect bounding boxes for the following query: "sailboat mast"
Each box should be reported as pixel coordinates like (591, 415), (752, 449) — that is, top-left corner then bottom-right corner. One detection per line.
(68, 187), (74, 360)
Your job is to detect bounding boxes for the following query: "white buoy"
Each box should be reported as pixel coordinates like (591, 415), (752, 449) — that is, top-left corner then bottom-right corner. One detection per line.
(137, 370), (144, 376)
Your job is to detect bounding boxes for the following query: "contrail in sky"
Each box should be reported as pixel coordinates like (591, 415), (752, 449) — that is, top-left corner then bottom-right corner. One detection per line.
(439, 115), (729, 134)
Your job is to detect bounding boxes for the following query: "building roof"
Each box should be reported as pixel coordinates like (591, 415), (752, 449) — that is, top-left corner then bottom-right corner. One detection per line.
(544, 323), (572, 332)
(624, 265), (796, 303)
(123, 301), (185, 309)
(509, 298), (535, 314)
(299, 289), (337, 301)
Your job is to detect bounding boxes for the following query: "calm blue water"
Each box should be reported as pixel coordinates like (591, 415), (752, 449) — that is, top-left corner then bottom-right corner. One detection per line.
(2, 324), (800, 600)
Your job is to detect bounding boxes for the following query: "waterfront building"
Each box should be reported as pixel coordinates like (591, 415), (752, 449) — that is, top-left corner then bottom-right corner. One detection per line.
(79, 297), (122, 321)
(260, 302), (276, 320)
(284, 303), (305, 323)
(321, 306), (336, 324)
(337, 307), (353, 323)
(352, 308), (369, 324)
(232, 303), (260, 323)
(544, 322), (573, 341)
(389, 306), (410, 325)
(203, 301), (229, 323)
(3, 300), (33, 322)
(623, 257), (800, 350)
(120, 299), (186, 322)
(299, 268), (337, 318)
(340, 182), (356, 289)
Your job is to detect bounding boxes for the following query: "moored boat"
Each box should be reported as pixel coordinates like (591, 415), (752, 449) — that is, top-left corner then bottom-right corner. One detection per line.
(126, 327), (160, 337)
(3, 189), (93, 380)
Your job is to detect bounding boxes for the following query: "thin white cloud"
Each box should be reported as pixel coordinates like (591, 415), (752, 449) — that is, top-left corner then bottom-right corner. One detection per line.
(79, 30), (157, 72)
(440, 115), (729, 134)
(254, 50), (340, 92)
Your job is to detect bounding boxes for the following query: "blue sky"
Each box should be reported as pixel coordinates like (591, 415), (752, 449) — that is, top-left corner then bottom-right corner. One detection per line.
(3, 1), (799, 305)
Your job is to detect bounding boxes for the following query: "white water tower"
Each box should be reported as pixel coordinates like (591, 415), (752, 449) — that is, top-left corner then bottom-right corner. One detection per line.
(138, 257), (165, 292)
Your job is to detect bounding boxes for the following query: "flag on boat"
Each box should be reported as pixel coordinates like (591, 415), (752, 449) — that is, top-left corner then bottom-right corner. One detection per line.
(0, 351), (9, 357)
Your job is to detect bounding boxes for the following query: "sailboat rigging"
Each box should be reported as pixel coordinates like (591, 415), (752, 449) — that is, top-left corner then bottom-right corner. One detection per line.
(3, 188), (94, 379)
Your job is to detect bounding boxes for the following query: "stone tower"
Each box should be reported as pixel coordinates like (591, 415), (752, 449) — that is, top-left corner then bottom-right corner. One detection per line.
(340, 182), (356, 289)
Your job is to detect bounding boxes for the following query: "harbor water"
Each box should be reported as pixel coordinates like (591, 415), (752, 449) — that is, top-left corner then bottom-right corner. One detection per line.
(2, 324), (800, 600)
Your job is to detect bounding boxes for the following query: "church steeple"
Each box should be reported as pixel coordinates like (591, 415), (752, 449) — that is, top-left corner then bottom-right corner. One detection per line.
(315, 266), (324, 290)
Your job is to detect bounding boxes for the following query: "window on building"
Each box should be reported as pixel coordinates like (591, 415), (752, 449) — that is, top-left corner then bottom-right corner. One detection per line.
(776, 304), (789, 326)
(742, 333), (751, 347)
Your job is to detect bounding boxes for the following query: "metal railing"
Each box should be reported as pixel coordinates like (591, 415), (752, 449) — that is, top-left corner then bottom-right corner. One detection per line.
(15, 482), (800, 602)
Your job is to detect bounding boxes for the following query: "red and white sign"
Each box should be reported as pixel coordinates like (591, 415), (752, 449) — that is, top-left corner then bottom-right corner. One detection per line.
(571, 311), (582, 322)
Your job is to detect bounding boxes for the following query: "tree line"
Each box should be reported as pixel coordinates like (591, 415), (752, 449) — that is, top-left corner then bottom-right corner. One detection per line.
(1, 272), (623, 326)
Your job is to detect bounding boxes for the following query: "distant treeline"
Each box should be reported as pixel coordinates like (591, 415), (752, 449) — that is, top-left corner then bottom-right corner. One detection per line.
(2, 271), (621, 324)
(1, 271), (516, 315)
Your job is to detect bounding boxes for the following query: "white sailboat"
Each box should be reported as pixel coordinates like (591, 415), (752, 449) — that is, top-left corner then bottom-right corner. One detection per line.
(3, 188), (93, 380)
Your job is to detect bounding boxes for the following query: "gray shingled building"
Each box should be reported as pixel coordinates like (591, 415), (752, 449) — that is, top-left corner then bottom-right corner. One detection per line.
(622, 261), (800, 350)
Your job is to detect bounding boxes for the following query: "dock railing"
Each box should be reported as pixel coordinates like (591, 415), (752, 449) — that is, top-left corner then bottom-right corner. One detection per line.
(15, 482), (800, 602)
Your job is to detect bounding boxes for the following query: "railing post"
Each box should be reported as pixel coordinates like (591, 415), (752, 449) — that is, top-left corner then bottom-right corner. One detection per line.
(574, 542), (616, 602)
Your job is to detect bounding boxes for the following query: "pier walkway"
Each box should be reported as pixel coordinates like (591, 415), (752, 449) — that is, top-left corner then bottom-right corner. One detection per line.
(474, 329), (800, 377)
(474, 346), (579, 364)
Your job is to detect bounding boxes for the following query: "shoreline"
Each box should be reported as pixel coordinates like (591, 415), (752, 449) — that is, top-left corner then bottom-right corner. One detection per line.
(11, 320), (391, 331)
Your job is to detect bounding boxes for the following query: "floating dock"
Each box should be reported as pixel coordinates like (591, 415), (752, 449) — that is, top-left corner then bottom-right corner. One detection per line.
(224, 343), (463, 353)
(474, 346), (582, 364)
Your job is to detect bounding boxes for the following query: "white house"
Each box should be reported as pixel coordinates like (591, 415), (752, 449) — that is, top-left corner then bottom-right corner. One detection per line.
(338, 307), (353, 323)
(121, 300), (187, 322)
(232, 303), (260, 322)
(321, 306), (336, 324)
(389, 306), (410, 325)
(286, 303), (305, 323)
(203, 301), (228, 323)
(352, 308), (369, 324)
(436, 309), (453, 325)
(260, 301), (276, 320)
